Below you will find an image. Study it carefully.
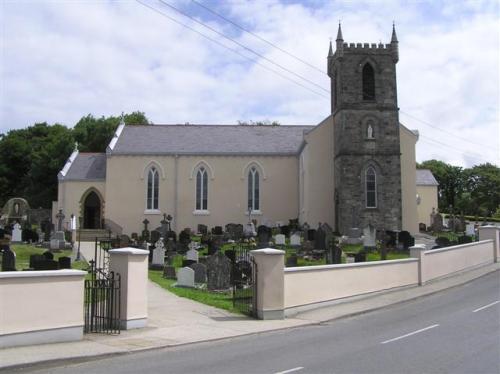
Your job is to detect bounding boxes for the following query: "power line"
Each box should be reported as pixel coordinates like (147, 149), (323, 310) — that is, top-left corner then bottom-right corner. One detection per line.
(418, 134), (495, 164)
(190, 0), (326, 75)
(155, 0), (329, 94)
(400, 110), (496, 152)
(135, 0), (330, 100)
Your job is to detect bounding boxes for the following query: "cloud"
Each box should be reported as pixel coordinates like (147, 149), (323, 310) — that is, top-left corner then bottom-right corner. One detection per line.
(0, 0), (498, 167)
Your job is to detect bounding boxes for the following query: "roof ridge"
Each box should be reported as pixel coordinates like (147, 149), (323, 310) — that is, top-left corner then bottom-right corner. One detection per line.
(125, 124), (314, 128)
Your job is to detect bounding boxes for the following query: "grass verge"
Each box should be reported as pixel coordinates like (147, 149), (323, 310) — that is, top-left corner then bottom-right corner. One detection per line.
(10, 244), (88, 272)
(148, 269), (239, 314)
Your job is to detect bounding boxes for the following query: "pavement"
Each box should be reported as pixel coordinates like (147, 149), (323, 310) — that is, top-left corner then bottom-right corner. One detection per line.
(2, 235), (499, 372)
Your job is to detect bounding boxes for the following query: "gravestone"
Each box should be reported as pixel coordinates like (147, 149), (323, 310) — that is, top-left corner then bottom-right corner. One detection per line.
(363, 224), (377, 249)
(29, 254), (44, 268)
(58, 256), (71, 269)
(12, 223), (22, 243)
(197, 224), (208, 235)
(43, 251), (54, 260)
(186, 248), (199, 262)
(178, 229), (191, 253)
(346, 227), (363, 245)
(212, 226), (223, 235)
(290, 233), (301, 247)
(431, 209), (443, 232)
(257, 225), (272, 245)
(466, 223), (475, 236)
(274, 234), (286, 246)
(243, 222), (256, 238)
(315, 225), (326, 250)
(189, 262), (207, 283)
(206, 251), (232, 290)
(306, 229), (316, 241)
(163, 265), (176, 279)
(1, 246), (16, 271)
(224, 249), (236, 263)
(398, 231), (415, 250)
(286, 255), (298, 267)
(176, 267), (195, 288)
(280, 225), (291, 237)
(182, 259), (196, 268)
(150, 230), (161, 244)
(34, 259), (59, 270)
(151, 239), (166, 269)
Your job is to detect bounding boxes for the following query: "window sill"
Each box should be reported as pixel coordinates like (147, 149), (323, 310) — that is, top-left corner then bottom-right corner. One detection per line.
(193, 210), (210, 216)
(144, 209), (161, 215)
(246, 210), (262, 216)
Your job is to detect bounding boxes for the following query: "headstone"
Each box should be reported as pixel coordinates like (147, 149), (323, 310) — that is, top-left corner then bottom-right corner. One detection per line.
(176, 267), (195, 288)
(398, 231), (415, 250)
(182, 259), (197, 268)
(346, 227), (363, 245)
(243, 222), (256, 237)
(197, 224), (208, 235)
(431, 210), (443, 232)
(50, 230), (66, 251)
(257, 225), (272, 244)
(274, 234), (286, 246)
(314, 225), (326, 250)
(29, 254), (44, 268)
(280, 225), (290, 237)
(150, 230), (161, 244)
(58, 256), (71, 269)
(225, 249), (236, 263)
(307, 229), (316, 241)
(212, 226), (223, 235)
(363, 224), (377, 249)
(1, 246), (16, 271)
(152, 239), (166, 268)
(43, 251), (54, 260)
(466, 223), (475, 236)
(286, 255), (298, 267)
(186, 248), (199, 262)
(206, 251), (232, 290)
(189, 262), (207, 283)
(290, 233), (301, 247)
(34, 259), (59, 270)
(163, 265), (176, 279)
(12, 223), (22, 243)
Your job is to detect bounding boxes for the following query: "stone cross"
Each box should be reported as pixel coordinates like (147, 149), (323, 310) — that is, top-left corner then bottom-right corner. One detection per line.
(56, 209), (65, 231)
(143, 218), (149, 231)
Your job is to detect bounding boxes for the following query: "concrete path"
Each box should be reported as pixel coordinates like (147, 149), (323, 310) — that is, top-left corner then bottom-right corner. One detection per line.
(1, 262), (498, 371)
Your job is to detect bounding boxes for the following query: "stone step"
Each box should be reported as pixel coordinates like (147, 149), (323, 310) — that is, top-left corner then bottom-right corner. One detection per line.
(76, 229), (110, 242)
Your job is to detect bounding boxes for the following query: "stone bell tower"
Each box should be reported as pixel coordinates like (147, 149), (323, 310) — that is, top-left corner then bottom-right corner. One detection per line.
(329, 24), (402, 234)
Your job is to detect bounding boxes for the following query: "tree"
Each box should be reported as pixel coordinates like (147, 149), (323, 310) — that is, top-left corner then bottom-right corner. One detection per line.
(463, 163), (500, 216)
(418, 160), (464, 213)
(73, 111), (149, 152)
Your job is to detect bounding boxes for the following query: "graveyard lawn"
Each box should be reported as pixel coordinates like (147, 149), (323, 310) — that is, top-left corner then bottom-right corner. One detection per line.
(148, 270), (239, 314)
(10, 244), (88, 271)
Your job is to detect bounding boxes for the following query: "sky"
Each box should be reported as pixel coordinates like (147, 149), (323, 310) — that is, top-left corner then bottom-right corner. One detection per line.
(1, 0), (499, 167)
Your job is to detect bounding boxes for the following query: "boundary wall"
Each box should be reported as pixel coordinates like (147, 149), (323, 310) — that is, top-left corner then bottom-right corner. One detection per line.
(0, 247), (149, 348)
(251, 226), (499, 320)
(0, 269), (86, 348)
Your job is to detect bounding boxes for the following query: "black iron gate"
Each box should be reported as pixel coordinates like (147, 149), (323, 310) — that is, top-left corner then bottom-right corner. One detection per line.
(231, 245), (257, 317)
(84, 238), (121, 334)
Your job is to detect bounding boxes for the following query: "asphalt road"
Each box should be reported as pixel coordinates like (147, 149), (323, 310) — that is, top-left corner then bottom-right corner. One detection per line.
(24, 271), (500, 374)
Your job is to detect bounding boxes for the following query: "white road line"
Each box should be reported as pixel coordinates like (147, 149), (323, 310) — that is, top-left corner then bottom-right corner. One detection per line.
(381, 324), (439, 344)
(473, 300), (500, 313)
(274, 367), (304, 374)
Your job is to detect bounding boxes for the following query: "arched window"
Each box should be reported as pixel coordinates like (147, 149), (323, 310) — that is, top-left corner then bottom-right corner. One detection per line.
(362, 63), (375, 100)
(196, 167), (208, 210)
(147, 167), (159, 210)
(248, 167), (260, 211)
(365, 167), (377, 208)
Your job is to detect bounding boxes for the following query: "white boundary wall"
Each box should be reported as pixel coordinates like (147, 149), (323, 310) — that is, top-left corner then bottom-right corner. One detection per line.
(253, 227), (499, 319)
(424, 241), (493, 282)
(284, 259), (418, 310)
(0, 270), (86, 348)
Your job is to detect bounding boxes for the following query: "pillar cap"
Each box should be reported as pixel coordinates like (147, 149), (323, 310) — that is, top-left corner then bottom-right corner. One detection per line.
(109, 247), (149, 256)
(250, 248), (285, 256)
(409, 244), (426, 251)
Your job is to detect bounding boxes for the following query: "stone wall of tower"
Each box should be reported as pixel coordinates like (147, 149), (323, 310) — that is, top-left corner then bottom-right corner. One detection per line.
(330, 38), (402, 234)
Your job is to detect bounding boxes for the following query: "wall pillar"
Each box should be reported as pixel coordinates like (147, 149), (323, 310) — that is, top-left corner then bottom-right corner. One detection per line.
(109, 248), (149, 329)
(250, 248), (285, 320)
(409, 244), (427, 285)
(479, 225), (499, 263)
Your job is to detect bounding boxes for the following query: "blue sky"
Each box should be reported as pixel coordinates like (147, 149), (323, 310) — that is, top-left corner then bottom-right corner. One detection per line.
(1, 0), (498, 167)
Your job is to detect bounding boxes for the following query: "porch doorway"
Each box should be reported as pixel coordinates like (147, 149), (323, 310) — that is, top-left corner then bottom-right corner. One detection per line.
(83, 191), (101, 229)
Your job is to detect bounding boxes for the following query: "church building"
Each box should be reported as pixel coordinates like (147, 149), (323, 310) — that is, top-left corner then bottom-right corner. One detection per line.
(56, 25), (423, 236)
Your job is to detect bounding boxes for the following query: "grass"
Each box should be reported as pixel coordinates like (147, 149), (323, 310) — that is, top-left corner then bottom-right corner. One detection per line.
(148, 270), (239, 314)
(366, 252), (409, 261)
(10, 244), (89, 271)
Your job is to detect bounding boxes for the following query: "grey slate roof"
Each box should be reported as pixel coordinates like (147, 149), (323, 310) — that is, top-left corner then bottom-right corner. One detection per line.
(111, 125), (314, 155)
(65, 153), (106, 180)
(416, 169), (439, 186)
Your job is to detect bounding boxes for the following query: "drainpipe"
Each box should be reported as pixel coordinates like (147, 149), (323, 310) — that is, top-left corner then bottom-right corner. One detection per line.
(174, 154), (179, 232)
